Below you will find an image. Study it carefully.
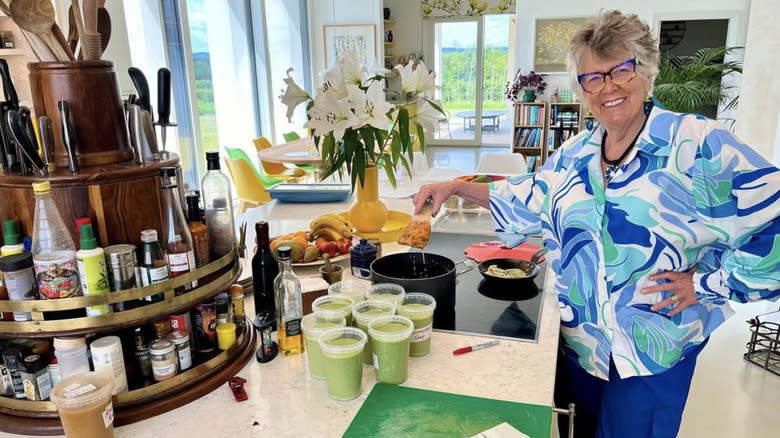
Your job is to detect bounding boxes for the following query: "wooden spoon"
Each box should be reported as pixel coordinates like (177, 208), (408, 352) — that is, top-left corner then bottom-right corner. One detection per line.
(9, 0), (72, 61)
(67, 5), (78, 55)
(97, 6), (111, 57)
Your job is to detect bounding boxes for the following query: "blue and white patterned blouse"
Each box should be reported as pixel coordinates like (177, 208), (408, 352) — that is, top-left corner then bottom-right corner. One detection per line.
(489, 105), (780, 379)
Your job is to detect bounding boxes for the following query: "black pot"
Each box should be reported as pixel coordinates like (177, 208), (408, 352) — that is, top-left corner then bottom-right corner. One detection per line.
(370, 252), (472, 330)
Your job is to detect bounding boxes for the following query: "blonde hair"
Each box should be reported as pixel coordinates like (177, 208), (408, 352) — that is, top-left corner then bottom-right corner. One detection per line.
(567, 10), (659, 99)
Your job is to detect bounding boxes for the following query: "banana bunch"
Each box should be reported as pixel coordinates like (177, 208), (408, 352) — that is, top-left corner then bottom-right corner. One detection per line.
(309, 214), (353, 241)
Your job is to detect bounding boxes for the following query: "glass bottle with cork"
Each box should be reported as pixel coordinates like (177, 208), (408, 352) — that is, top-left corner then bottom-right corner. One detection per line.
(138, 230), (168, 303)
(273, 246), (304, 356)
(201, 152), (236, 258)
(30, 181), (84, 319)
(160, 167), (198, 295)
(185, 193), (210, 268)
(252, 221), (277, 329)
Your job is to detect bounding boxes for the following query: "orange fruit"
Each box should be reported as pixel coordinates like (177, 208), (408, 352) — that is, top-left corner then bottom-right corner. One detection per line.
(292, 236), (308, 248)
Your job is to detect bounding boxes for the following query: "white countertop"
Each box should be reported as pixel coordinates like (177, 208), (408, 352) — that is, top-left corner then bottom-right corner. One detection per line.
(0, 193), (561, 438)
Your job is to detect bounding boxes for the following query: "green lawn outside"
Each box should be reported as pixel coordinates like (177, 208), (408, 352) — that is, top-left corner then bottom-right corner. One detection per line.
(199, 113), (219, 152)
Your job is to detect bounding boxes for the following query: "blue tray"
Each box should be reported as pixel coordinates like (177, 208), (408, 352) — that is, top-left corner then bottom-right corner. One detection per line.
(267, 183), (351, 203)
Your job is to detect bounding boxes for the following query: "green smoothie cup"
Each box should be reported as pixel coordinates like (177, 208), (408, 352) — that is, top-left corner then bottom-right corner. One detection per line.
(312, 295), (356, 326)
(366, 283), (406, 307)
(318, 327), (367, 401)
(352, 300), (396, 365)
(301, 311), (346, 380)
(368, 315), (414, 384)
(328, 279), (370, 304)
(398, 293), (437, 357)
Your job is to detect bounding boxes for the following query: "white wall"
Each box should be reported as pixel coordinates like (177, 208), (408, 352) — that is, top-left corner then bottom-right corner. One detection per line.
(735, 0), (780, 161)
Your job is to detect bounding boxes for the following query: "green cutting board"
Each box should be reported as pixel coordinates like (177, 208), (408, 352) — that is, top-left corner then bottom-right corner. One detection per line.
(343, 384), (552, 438)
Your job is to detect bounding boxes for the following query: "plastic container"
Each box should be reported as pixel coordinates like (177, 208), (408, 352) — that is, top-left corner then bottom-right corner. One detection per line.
(366, 283), (406, 307)
(216, 322), (237, 350)
(368, 315), (414, 384)
(352, 300), (396, 365)
(349, 239), (377, 279)
(327, 279), (370, 304)
(76, 224), (112, 316)
(300, 311), (346, 379)
(0, 253), (36, 321)
(50, 372), (114, 438)
(53, 337), (91, 380)
(397, 293), (437, 357)
(318, 327), (367, 401)
(312, 295), (356, 326)
(89, 336), (128, 394)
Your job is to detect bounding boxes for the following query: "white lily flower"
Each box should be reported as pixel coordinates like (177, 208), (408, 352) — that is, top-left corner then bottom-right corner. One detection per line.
(410, 99), (439, 135)
(394, 61), (439, 100)
(305, 92), (359, 142)
(320, 63), (349, 99)
(347, 82), (393, 131)
(279, 68), (311, 122)
(337, 55), (368, 86)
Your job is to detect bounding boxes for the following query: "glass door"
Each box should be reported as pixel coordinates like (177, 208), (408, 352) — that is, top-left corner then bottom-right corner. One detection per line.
(481, 14), (512, 146)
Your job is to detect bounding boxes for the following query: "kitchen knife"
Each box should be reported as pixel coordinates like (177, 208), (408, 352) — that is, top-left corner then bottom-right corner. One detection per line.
(6, 110), (46, 175)
(18, 107), (40, 156)
(155, 67), (177, 151)
(127, 103), (153, 164)
(0, 101), (15, 170)
(58, 100), (80, 173)
(141, 108), (161, 158)
(0, 59), (20, 110)
(37, 116), (56, 173)
(128, 67), (152, 115)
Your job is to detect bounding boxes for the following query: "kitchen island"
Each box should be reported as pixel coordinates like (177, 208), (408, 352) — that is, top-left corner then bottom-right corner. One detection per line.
(0, 196), (561, 438)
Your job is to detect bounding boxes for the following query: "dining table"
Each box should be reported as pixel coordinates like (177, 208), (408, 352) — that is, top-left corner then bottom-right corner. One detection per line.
(256, 137), (323, 165)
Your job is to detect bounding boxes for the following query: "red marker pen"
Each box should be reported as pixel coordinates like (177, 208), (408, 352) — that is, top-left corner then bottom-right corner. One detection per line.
(452, 340), (500, 355)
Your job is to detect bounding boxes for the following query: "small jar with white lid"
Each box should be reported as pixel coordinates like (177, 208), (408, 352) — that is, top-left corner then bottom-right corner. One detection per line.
(166, 331), (192, 372)
(150, 340), (176, 382)
(53, 337), (91, 380)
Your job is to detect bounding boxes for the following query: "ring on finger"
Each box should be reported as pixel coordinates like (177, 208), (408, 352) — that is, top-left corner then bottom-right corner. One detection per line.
(670, 293), (681, 304)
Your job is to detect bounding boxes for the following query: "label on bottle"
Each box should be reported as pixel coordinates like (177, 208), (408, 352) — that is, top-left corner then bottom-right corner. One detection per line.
(177, 345), (192, 370)
(33, 256), (82, 300)
(141, 265), (169, 286)
(191, 230), (210, 267)
(76, 253), (112, 316)
(4, 270), (35, 321)
(47, 363), (61, 387)
(91, 347), (128, 394)
(285, 319), (302, 337)
(167, 251), (198, 290)
(134, 349), (153, 377)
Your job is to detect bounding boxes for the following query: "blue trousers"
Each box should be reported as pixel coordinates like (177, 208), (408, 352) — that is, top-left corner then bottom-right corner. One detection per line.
(554, 339), (707, 438)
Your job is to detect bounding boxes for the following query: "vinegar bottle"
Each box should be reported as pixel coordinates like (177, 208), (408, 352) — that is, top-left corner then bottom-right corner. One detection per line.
(201, 152), (236, 258)
(273, 246), (303, 356)
(138, 229), (168, 302)
(159, 167), (197, 295)
(251, 221), (278, 329)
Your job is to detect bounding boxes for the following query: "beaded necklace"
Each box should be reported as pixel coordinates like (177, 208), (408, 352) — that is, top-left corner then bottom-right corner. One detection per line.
(601, 113), (649, 182)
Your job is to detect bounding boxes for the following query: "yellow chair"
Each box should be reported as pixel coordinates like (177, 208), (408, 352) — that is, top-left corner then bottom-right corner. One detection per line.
(223, 158), (272, 216)
(252, 137), (306, 179)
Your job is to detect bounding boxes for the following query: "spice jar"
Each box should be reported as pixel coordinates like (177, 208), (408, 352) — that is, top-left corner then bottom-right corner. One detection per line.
(166, 331), (192, 372)
(20, 353), (51, 401)
(228, 284), (245, 328)
(152, 318), (172, 341)
(0, 253), (37, 321)
(150, 340), (176, 382)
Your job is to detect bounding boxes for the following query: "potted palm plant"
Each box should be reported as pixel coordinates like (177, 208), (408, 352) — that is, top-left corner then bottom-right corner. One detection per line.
(280, 56), (444, 232)
(653, 46), (743, 120)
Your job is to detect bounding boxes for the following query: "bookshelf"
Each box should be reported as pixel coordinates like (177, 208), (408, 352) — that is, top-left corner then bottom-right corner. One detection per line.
(512, 102), (549, 170)
(546, 102), (583, 158)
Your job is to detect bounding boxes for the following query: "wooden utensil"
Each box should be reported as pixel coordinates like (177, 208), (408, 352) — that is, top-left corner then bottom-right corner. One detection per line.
(9, 0), (73, 61)
(97, 6), (110, 56)
(397, 202), (433, 249)
(67, 5), (79, 55)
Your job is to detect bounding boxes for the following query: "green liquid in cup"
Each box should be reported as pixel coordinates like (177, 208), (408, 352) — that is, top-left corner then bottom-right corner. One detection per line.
(317, 300), (354, 326)
(399, 303), (434, 357)
(371, 322), (411, 384)
(303, 322), (341, 379)
(355, 308), (394, 365)
(321, 338), (364, 400)
(371, 293), (402, 304)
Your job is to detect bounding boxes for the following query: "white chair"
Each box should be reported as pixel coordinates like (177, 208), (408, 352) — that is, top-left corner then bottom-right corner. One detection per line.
(476, 152), (527, 175)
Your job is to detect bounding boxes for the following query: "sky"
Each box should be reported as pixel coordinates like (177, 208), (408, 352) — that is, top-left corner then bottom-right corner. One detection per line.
(187, 0), (209, 53)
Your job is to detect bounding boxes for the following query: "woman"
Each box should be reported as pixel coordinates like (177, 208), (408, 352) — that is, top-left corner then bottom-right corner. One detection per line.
(414, 10), (780, 438)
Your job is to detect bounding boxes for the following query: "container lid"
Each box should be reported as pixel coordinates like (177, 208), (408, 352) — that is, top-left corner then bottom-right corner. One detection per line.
(367, 315), (414, 342)
(352, 300), (396, 325)
(228, 284), (244, 297)
(301, 311), (346, 337)
(167, 331), (189, 345)
(0, 252), (33, 271)
(216, 322), (236, 335)
(21, 354), (44, 373)
(206, 151), (221, 170)
(160, 167), (177, 178)
(277, 246), (291, 260)
(74, 218), (92, 240)
(53, 337), (87, 350)
(2, 220), (21, 245)
(89, 336), (121, 352)
(79, 224), (98, 250)
(318, 327), (367, 355)
(350, 238), (377, 257)
(23, 236), (31, 252)
(104, 244), (137, 261)
(50, 372), (113, 411)
(149, 340), (175, 355)
(32, 181), (51, 194)
(140, 229), (158, 243)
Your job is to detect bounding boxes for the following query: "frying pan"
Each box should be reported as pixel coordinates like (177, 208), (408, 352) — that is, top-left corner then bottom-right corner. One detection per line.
(477, 249), (546, 296)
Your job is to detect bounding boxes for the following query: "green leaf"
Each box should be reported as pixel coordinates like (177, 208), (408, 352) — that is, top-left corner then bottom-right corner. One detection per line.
(398, 154), (412, 181)
(398, 107), (410, 150)
(415, 122), (426, 153)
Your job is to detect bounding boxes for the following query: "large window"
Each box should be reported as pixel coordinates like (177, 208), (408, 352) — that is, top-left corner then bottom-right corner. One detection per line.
(428, 15), (513, 147)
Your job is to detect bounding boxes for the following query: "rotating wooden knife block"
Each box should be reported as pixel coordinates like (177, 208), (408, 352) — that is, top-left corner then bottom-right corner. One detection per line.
(28, 60), (132, 168)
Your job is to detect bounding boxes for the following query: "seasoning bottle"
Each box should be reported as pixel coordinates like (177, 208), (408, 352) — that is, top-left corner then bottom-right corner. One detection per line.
(149, 340), (177, 382)
(160, 167), (198, 295)
(350, 238), (377, 280)
(166, 331), (192, 372)
(75, 224), (112, 316)
(228, 284), (246, 328)
(1, 220), (25, 256)
(89, 336), (128, 394)
(104, 244), (141, 311)
(138, 229), (168, 302)
(0, 253), (36, 321)
(133, 327), (153, 380)
(47, 355), (61, 388)
(215, 295), (229, 326)
(152, 318), (172, 342)
(193, 301), (217, 353)
(201, 152), (236, 258)
(273, 246), (304, 356)
(31, 181), (84, 319)
(185, 193), (210, 268)
(20, 353), (51, 401)
(2, 345), (28, 398)
(252, 221), (277, 329)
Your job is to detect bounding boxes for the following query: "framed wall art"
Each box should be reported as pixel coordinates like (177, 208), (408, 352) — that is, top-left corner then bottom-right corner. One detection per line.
(323, 24), (377, 69)
(534, 17), (591, 73)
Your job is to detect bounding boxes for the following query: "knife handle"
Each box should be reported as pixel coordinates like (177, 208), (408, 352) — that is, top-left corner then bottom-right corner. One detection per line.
(128, 67), (152, 115)
(58, 100), (80, 174)
(37, 116), (56, 173)
(157, 68), (171, 124)
(0, 59), (19, 110)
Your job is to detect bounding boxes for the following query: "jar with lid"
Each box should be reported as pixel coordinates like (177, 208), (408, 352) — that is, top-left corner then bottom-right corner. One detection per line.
(149, 340), (176, 381)
(53, 337), (90, 380)
(0, 253), (37, 321)
(89, 336), (128, 394)
(20, 353), (51, 401)
(166, 331), (192, 371)
(152, 318), (172, 341)
(228, 284), (245, 328)
(350, 239), (377, 279)
(215, 295), (229, 326)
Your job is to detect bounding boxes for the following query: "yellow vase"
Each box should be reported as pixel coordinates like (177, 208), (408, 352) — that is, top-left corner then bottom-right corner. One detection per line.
(349, 166), (388, 233)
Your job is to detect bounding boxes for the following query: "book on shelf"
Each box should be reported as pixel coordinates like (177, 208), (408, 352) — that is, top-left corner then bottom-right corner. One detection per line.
(514, 127), (543, 148)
